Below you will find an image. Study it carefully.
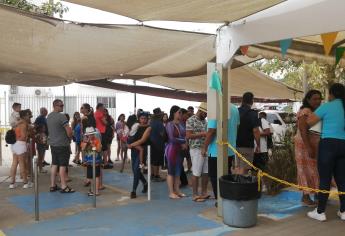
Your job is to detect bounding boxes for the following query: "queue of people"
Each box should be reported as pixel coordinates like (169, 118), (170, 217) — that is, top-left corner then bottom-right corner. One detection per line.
(6, 86), (345, 222)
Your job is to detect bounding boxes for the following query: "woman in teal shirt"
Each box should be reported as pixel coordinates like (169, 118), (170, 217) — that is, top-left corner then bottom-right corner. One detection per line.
(307, 83), (345, 222)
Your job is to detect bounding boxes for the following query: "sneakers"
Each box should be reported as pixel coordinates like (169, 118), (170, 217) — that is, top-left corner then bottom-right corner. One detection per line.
(307, 208), (326, 222)
(23, 182), (33, 189)
(9, 183), (16, 189)
(337, 211), (345, 220)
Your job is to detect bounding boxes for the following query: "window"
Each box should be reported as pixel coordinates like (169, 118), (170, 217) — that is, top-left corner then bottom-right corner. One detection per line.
(97, 97), (116, 108)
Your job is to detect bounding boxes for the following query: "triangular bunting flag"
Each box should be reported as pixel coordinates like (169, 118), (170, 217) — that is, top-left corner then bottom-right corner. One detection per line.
(279, 38), (292, 57)
(240, 46), (249, 55)
(209, 70), (222, 95)
(321, 32), (338, 55)
(336, 47), (345, 65)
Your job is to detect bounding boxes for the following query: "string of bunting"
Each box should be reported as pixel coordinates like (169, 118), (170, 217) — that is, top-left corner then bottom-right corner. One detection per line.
(239, 31), (345, 65)
(217, 140), (345, 196)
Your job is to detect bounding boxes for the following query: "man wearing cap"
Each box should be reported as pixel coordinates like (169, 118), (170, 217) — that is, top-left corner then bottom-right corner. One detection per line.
(186, 102), (208, 201)
(149, 107), (166, 181)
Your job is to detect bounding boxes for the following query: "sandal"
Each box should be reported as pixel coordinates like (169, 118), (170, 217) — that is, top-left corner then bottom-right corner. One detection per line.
(99, 186), (106, 190)
(169, 194), (181, 199)
(192, 196), (206, 202)
(84, 181), (91, 187)
(177, 193), (186, 198)
(88, 191), (100, 196)
(199, 194), (211, 200)
(60, 186), (75, 193)
(50, 185), (60, 192)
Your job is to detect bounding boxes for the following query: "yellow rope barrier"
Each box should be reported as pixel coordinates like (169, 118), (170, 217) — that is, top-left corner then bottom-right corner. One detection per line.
(217, 141), (345, 196)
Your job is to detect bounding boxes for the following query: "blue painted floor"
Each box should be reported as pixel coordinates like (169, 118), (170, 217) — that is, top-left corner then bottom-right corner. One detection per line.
(8, 192), (92, 214)
(5, 171), (307, 236)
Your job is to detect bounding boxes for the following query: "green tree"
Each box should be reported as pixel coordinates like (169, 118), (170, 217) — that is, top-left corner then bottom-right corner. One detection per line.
(1, 0), (68, 18)
(251, 57), (345, 95)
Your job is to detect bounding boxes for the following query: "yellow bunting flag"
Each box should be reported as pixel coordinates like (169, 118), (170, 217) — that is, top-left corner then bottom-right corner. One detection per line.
(240, 46), (249, 55)
(321, 32), (338, 55)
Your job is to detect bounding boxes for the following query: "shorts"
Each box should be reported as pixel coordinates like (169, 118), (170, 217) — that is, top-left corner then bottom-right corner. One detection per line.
(37, 144), (47, 155)
(101, 133), (108, 151)
(190, 148), (208, 176)
(11, 141), (27, 155)
(51, 146), (70, 167)
(151, 145), (164, 166)
(253, 152), (268, 171)
(235, 147), (254, 169)
(86, 165), (101, 178)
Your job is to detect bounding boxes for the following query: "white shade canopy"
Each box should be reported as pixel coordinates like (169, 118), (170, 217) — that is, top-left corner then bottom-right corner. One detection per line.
(65, 0), (284, 23)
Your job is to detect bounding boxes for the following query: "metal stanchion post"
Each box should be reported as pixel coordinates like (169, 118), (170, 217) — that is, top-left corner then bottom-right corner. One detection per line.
(33, 156), (39, 221)
(147, 145), (151, 201)
(92, 148), (96, 208)
(30, 139), (34, 184)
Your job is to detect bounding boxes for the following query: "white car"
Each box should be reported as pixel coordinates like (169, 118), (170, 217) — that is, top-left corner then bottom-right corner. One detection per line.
(263, 110), (296, 145)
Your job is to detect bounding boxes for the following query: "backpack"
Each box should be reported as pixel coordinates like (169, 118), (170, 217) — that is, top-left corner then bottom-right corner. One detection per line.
(5, 129), (16, 144)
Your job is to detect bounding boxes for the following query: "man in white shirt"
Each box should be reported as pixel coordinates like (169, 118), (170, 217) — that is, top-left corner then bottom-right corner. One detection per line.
(253, 112), (271, 170)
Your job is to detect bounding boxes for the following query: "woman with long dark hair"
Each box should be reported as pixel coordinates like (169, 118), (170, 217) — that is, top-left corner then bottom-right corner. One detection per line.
(294, 90), (322, 206)
(307, 83), (345, 221)
(165, 105), (187, 199)
(72, 112), (82, 165)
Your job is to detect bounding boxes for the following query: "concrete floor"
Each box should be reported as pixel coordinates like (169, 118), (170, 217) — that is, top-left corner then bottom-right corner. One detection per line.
(0, 141), (344, 236)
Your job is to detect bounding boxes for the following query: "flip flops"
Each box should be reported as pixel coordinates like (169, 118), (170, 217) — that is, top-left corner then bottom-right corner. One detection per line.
(192, 196), (206, 202)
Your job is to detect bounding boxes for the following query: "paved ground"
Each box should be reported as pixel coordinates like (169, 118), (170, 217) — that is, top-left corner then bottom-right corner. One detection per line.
(0, 140), (344, 236)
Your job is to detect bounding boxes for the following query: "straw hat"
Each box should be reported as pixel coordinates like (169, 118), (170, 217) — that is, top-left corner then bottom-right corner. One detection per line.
(84, 127), (97, 136)
(198, 102), (207, 113)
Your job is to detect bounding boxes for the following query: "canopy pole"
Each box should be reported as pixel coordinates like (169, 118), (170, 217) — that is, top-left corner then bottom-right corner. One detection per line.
(216, 62), (231, 217)
(133, 80), (137, 114)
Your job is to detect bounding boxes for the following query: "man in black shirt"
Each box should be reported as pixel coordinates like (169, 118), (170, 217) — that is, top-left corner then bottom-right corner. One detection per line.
(236, 92), (261, 175)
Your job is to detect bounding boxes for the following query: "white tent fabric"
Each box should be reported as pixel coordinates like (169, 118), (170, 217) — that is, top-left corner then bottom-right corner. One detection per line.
(0, 5), (215, 86)
(66, 0), (284, 23)
(140, 66), (301, 100)
(216, 0), (345, 66)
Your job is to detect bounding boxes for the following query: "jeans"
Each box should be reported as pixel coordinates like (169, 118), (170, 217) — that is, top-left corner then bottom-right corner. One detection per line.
(131, 149), (147, 193)
(317, 138), (345, 213)
(208, 156), (234, 199)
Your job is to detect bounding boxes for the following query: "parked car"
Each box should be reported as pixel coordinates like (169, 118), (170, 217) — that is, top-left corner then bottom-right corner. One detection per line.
(263, 110), (296, 145)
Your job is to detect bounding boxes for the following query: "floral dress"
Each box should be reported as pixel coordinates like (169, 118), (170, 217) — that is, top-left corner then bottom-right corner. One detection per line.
(294, 108), (320, 194)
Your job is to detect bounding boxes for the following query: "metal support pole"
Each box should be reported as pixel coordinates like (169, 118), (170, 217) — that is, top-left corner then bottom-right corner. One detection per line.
(92, 148), (97, 208)
(147, 145), (151, 201)
(133, 80), (137, 114)
(33, 156), (39, 221)
(30, 139), (34, 184)
(0, 131), (2, 166)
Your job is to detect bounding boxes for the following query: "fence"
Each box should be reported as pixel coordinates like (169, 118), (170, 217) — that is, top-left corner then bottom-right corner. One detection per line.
(0, 94), (117, 127)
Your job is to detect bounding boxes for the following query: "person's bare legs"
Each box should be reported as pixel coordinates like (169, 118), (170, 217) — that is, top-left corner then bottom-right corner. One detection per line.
(18, 155), (28, 184)
(167, 175), (179, 198)
(50, 165), (58, 187)
(116, 139), (121, 161)
(192, 175), (199, 198)
(10, 155), (19, 184)
(120, 147), (128, 172)
(174, 176), (183, 196)
(59, 166), (68, 189)
(37, 151), (44, 172)
(201, 174), (209, 197)
(135, 146), (144, 166)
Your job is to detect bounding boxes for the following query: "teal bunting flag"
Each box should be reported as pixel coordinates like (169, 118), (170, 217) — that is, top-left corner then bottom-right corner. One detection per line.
(209, 70), (222, 95)
(280, 38), (293, 57)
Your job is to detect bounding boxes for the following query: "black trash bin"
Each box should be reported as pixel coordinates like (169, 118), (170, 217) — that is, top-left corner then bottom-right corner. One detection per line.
(219, 174), (261, 228)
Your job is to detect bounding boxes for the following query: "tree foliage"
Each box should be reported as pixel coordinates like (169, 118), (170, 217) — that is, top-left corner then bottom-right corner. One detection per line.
(1, 0), (68, 18)
(251, 57), (345, 94)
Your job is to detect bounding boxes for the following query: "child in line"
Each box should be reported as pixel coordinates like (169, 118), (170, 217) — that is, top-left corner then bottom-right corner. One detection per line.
(81, 127), (103, 196)
(35, 124), (48, 173)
